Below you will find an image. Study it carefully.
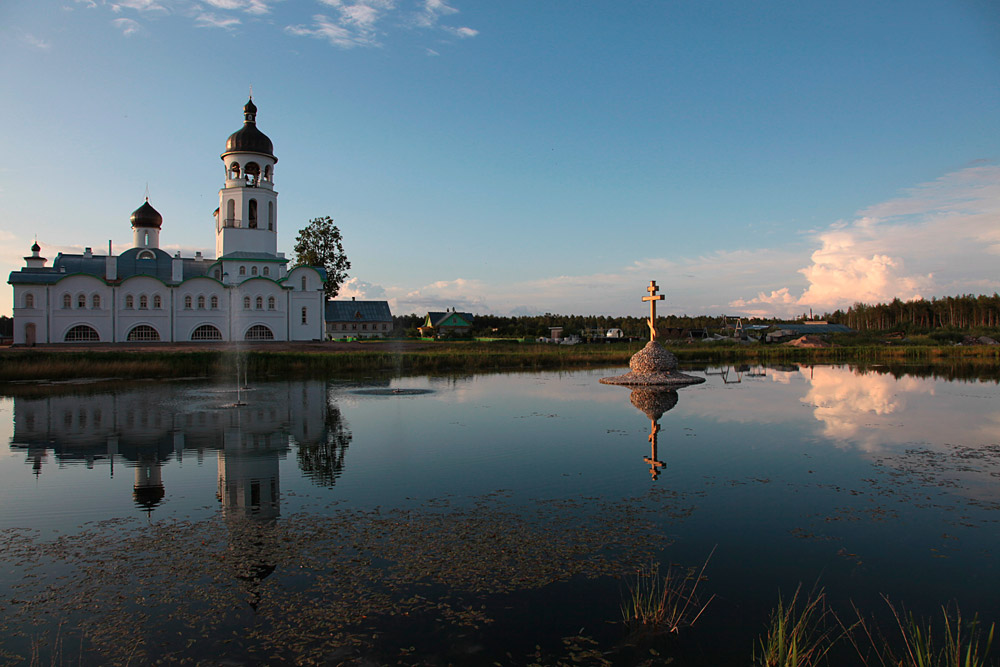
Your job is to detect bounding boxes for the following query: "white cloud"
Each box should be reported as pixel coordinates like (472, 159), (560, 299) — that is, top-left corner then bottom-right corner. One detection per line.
(337, 277), (387, 299)
(110, 0), (168, 13)
(195, 12), (241, 28)
(415, 0), (456, 27)
(728, 165), (1000, 317)
(112, 17), (142, 35)
(445, 25), (476, 38)
(23, 34), (52, 50)
(285, 9), (386, 49)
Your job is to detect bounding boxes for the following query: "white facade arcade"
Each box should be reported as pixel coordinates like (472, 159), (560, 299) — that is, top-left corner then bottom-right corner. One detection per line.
(8, 99), (326, 345)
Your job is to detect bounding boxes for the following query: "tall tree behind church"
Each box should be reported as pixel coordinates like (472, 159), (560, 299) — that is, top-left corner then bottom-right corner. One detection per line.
(294, 216), (351, 300)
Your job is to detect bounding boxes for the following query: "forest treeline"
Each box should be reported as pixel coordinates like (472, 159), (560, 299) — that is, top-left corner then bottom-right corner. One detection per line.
(393, 293), (1000, 338)
(825, 294), (1000, 331)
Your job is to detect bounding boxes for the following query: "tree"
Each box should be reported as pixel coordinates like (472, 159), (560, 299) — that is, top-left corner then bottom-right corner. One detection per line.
(294, 216), (351, 299)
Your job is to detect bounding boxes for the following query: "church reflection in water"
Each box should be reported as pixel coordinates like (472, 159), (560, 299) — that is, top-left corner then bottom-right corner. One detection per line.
(8, 380), (353, 517)
(627, 388), (679, 481)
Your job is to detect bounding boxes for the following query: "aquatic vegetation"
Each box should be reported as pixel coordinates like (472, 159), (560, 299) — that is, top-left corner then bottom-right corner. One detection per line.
(845, 599), (995, 667)
(621, 548), (715, 634)
(755, 586), (840, 667)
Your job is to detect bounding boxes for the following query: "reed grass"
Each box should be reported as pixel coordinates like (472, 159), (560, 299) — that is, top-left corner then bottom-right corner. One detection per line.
(755, 586), (840, 667)
(845, 598), (995, 667)
(621, 549), (716, 634)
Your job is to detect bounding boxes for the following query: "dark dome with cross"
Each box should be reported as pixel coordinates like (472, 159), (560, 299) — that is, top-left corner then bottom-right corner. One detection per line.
(130, 198), (162, 229)
(223, 98), (276, 160)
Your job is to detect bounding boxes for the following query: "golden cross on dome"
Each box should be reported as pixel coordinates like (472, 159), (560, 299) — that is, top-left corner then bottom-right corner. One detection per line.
(642, 280), (664, 342)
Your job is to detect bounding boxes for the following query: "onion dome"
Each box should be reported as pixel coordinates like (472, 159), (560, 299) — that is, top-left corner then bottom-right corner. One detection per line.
(31, 242), (40, 252)
(130, 198), (163, 229)
(223, 98), (275, 160)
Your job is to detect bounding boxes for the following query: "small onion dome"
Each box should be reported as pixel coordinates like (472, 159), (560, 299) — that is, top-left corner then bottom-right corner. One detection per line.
(223, 98), (275, 160)
(31, 242), (40, 252)
(130, 198), (163, 229)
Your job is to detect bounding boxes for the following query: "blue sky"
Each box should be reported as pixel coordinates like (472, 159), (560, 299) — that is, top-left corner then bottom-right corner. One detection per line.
(2, 0), (999, 319)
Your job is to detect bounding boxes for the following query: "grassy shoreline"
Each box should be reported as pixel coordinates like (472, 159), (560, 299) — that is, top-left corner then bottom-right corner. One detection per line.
(1, 340), (999, 383)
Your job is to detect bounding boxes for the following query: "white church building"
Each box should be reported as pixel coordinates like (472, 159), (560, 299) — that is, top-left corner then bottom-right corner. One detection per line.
(8, 99), (327, 345)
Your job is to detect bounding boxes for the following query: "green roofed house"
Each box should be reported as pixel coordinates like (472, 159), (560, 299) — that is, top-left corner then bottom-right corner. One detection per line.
(418, 309), (475, 338)
(325, 298), (393, 339)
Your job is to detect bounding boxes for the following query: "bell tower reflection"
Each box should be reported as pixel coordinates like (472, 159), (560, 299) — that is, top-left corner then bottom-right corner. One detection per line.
(628, 388), (679, 481)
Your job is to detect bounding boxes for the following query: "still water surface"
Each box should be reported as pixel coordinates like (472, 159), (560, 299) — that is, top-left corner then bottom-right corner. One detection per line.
(0, 365), (997, 664)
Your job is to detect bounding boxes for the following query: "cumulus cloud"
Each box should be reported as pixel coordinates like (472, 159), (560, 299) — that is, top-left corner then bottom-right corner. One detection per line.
(383, 278), (489, 314)
(729, 165), (1000, 317)
(337, 277), (388, 300)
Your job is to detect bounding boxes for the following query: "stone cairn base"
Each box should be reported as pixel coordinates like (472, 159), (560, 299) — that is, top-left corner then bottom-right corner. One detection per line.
(599, 341), (705, 387)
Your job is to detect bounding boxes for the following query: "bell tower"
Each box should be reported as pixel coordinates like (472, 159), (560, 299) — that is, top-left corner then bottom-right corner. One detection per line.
(216, 98), (278, 258)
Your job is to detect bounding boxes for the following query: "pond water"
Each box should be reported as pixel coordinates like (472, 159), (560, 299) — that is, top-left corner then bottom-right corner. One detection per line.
(0, 364), (998, 665)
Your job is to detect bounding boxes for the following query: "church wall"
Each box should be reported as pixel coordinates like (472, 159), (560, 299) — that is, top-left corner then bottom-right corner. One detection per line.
(11, 285), (48, 345)
(51, 275), (114, 342)
(232, 278), (289, 341)
(174, 278), (231, 341)
(117, 276), (171, 342)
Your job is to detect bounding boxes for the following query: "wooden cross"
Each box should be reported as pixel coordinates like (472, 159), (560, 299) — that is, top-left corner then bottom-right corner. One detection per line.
(642, 280), (664, 342)
(644, 420), (665, 480)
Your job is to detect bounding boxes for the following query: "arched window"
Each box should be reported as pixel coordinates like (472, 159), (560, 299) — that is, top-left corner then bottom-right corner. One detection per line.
(251, 266), (258, 276)
(268, 202), (274, 230)
(245, 162), (260, 186)
(244, 296), (251, 309)
(24, 293), (34, 309)
(255, 296), (263, 310)
(230, 162), (241, 179)
(263, 165), (271, 181)
(77, 294), (86, 309)
(226, 199), (235, 226)
(63, 293), (71, 309)
(248, 199), (258, 228)
(153, 295), (162, 309)
(138, 249), (154, 260)
(125, 294), (134, 309)
(263, 266), (270, 277)
(92, 294), (101, 309)
(245, 325), (274, 341)
(197, 295), (205, 309)
(214, 269), (221, 280)
(64, 325), (99, 342)
(139, 295), (148, 310)
(210, 295), (218, 309)
(184, 295), (192, 309)
(301, 307), (308, 324)
(267, 296), (275, 310)
(301, 276), (307, 291)
(239, 266), (246, 276)
(127, 325), (160, 342)
(191, 324), (223, 341)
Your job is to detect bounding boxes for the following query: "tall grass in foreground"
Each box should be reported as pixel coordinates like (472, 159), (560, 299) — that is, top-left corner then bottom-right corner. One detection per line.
(755, 586), (840, 667)
(845, 598), (995, 667)
(621, 549), (716, 634)
(756, 590), (996, 667)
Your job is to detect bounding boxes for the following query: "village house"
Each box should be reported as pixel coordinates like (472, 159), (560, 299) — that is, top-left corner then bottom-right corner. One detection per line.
(418, 309), (475, 338)
(324, 298), (393, 339)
